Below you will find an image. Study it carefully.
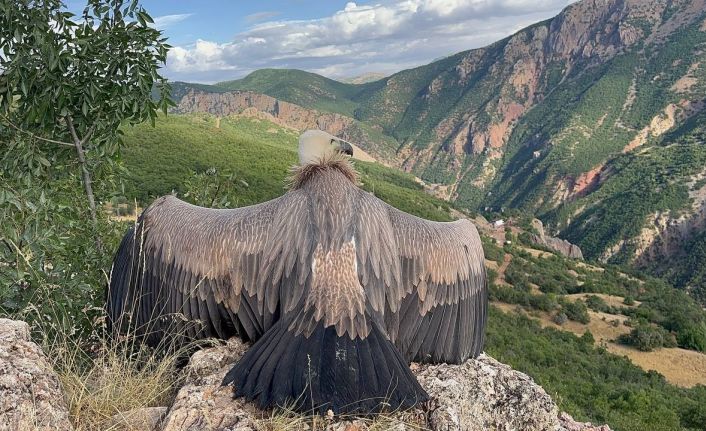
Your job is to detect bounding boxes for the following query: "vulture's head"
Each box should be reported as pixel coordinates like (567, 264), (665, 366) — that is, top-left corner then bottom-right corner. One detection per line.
(298, 130), (354, 166)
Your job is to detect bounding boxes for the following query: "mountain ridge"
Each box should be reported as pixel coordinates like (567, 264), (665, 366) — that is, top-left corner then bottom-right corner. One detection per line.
(167, 0), (706, 304)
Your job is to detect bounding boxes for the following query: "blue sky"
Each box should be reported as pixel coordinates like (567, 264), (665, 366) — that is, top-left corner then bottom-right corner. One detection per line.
(95, 1), (577, 83)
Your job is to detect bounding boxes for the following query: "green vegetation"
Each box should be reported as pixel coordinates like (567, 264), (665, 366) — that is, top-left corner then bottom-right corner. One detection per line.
(486, 308), (706, 431)
(618, 324), (677, 352)
(562, 300), (590, 324)
(216, 69), (373, 117)
(489, 244), (706, 353)
(120, 114), (454, 222)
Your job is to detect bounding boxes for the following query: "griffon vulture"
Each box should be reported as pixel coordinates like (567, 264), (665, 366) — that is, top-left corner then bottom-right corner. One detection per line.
(107, 130), (487, 414)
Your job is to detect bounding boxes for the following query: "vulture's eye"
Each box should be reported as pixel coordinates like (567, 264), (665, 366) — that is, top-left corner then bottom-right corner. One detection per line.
(330, 138), (336, 145)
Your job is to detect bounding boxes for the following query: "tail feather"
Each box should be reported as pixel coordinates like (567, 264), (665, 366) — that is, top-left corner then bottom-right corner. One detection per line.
(223, 318), (428, 414)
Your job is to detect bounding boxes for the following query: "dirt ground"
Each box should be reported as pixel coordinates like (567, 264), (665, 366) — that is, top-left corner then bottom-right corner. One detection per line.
(565, 293), (642, 309)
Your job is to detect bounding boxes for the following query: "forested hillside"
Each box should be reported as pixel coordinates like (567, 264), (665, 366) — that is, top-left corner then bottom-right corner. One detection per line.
(170, 0), (706, 304)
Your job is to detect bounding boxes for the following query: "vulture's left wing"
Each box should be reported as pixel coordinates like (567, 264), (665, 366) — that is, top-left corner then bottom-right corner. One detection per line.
(356, 193), (487, 364)
(107, 193), (311, 345)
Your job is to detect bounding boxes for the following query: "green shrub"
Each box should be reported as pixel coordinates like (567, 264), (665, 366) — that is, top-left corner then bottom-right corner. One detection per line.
(563, 300), (590, 324)
(618, 324), (674, 352)
(585, 295), (609, 312)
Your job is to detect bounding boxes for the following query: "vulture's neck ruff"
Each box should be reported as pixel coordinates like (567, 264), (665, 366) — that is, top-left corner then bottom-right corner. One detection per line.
(287, 152), (358, 190)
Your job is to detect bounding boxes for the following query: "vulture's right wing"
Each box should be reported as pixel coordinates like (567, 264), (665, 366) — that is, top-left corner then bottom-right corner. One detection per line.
(387, 206), (487, 363)
(354, 193), (487, 364)
(107, 192), (312, 345)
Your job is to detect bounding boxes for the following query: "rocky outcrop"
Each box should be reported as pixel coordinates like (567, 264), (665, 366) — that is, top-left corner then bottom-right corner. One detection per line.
(175, 90), (389, 161)
(159, 338), (608, 431)
(0, 318), (73, 431)
(531, 219), (584, 260)
(0, 317), (611, 431)
(176, 90), (353, 135)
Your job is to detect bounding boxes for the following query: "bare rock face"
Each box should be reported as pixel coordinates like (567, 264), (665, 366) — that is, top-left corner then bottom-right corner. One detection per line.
(416, 355), (561, 431)
(0, 318), (74, 431)
(158, 338), (608, 431)
(558, 412), (613, 431)
(530, 219), (584, 260)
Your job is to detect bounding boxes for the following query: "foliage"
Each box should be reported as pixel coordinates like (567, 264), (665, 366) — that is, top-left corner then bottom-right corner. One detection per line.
(487, 307), (706, 431)
(481, 235), (505, 264)
(562, 299), (590, 324)
(585, 295), (609, 313)
(182, 167), (249, 209)
(120, 114), (454, 221)
(0, 0), (170, 336)
(493, 245), (706, 353)
(618, 324), (677, 352)
(0, 133), (125, 336)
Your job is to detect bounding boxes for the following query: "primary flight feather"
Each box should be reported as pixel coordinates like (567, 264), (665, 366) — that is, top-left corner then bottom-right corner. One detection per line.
(107, 129), (487, 414)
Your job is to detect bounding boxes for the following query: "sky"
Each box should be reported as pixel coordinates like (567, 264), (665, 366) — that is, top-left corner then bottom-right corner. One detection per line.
(107, 0), (577, 83)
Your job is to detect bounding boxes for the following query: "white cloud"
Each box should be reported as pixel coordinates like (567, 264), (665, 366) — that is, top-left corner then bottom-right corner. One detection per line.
(245, 11), (282, 23)
(153, 13), (193, 30)
(164, 0), (573, 83)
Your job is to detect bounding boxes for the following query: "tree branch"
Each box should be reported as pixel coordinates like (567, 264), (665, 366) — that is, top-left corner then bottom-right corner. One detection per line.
(0, 115), (74, 147)
(66, 115), (102, 251)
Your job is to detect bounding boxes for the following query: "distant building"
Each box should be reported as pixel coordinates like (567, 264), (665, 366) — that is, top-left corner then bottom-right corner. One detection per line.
(493, 219), (505, 228)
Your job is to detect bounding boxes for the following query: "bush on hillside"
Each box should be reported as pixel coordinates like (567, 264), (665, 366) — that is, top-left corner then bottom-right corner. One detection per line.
(618, 324), (676, 352)
(585, 295), (609, 312)
(563, 300), (590, 324)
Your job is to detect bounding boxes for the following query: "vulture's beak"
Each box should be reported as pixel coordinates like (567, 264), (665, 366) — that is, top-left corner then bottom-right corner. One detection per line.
(336, 140), (354, 157)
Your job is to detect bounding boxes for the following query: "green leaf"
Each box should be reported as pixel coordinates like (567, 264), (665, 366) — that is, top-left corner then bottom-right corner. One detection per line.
(37, 156), (51, 167)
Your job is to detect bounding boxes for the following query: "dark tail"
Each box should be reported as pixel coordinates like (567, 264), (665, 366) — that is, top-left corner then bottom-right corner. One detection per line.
(222, 318), (428, 414)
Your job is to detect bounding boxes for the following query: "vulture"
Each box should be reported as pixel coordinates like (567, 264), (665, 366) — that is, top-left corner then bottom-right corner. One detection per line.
(107, 130), (487, 414)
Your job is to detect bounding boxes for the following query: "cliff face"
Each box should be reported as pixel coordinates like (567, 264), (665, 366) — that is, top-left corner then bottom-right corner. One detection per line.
(175, 90), (352, 134)
(174, 90), (395, 161)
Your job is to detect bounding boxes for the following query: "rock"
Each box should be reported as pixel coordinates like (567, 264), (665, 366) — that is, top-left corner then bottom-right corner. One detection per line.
(159, 384), (258, 431)
(530, 219), (584, 260)
(0, 318), (74, 431)
(558, 412), (613, 431)
(174, 90), (383, 161)
(158, 339), (609, 431)
(160, 339), (258, 431)
(109, 407), (168, 431)
(417, 354), (561, 431)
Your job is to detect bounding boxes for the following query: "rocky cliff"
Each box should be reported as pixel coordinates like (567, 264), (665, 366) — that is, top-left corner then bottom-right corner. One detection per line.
(1, 318), (610, 431)
(175, 90), (393, 161)
(530, 219), (584, 260)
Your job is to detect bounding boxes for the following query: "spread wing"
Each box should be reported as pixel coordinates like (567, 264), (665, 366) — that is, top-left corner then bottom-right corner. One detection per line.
(107, 192), (312, 345)
(356, 192), (487, 364)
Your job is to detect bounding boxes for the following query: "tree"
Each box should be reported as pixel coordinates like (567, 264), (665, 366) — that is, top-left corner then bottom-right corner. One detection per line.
(0, 0), (172, 248)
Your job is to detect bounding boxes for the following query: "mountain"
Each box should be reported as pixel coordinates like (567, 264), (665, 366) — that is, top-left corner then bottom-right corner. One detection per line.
(340, 72), (387, 84)
(168, 0), (706, 304)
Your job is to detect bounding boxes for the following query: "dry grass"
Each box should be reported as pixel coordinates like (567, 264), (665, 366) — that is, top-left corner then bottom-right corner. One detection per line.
(41, 329), (186, 431)
(256, 405), (428, 431)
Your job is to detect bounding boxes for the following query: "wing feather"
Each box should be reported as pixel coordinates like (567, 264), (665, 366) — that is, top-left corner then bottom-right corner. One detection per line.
(355, 192), (487, 364)
(107, 191), (310, 346)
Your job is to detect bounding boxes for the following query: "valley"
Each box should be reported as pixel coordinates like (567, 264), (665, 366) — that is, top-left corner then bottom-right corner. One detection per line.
(167, 0), (706, 307)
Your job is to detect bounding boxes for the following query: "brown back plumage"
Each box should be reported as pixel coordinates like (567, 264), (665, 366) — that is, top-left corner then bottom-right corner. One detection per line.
(107, 157), (487, 414)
